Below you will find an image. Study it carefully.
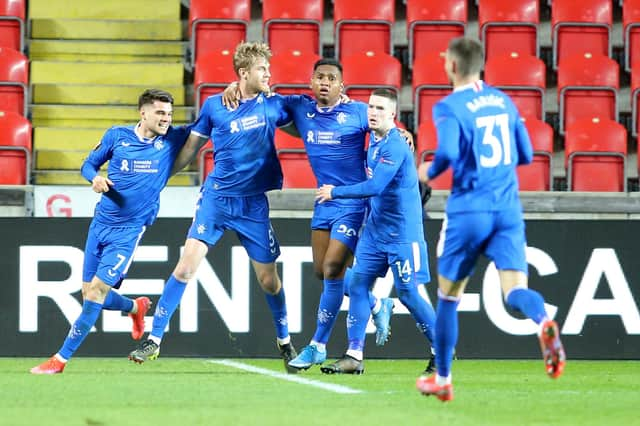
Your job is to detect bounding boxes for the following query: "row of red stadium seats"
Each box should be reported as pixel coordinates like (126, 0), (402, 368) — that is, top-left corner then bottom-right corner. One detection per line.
(184, 0), (640, 71)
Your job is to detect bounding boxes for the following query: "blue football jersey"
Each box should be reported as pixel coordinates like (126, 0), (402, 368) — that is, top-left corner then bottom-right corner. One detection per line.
(284, 96), (368, 208)
(333, 127), (424, 243)
(193, 93), (292, 196)
(82, 124), (190, 227)
(428, 81), (533, 213)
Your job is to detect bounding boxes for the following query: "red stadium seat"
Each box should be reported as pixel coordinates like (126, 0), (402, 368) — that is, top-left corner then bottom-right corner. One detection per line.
(189, 0), (250, 66)
(342, 51), (402, 104)
(416, 120), (453, 190)
(0, 110), (31, 184)
(517, 117), (554, 191)
(624, 0), (640, 72)
(275, 128), (304, 151)
(262, 0), (323, 56)
(0, 0), (24, 52)
(193, 49), (236, 114)
(478, 0), (539, 61)
(270, 50), (321, 96)
(630, 64), (640, 137)
(484, 53), (546, 121)
(0, 47), (27, 117)
(551, 0), (612, 70)
(334, 0), (394, 60)
(565, 118), (627, 192)
(557, 53), (618, 135)
(412, 52), (451, 131)
(279, 151), (316, 188)
(406, 0), (467, 68)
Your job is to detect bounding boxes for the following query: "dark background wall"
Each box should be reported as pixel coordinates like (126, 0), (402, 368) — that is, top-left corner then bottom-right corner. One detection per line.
(1, 218), (638, 359)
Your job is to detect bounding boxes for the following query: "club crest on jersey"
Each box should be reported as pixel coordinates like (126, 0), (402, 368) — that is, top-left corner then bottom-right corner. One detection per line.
(336, 112), (347, 124)
(154, 139), (164, 150)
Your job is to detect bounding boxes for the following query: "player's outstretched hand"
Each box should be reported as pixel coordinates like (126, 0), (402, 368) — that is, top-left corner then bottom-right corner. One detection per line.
(417, 162), (431, 185)
(92, 175), (113, 193)
(316, 184), (335, 204)
(221, 82), (241, 110)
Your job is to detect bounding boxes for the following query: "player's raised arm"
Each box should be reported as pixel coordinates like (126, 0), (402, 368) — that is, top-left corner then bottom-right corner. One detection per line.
(171, 131), (209, 176)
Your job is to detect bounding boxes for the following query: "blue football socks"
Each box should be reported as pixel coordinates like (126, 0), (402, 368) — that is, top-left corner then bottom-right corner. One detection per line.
(311, 278), (344, 344)
(265, 286), (289, 340)
(102, 290), (134, 312)
(150, 275), (187, 341)
(435, 295), (460, 378)
(346, 272), (376, 352)
(344, 267), (378, 311)
(506, 287), (547, 324)
(397, 285), (436, 343)
(58, 299), (103, 360)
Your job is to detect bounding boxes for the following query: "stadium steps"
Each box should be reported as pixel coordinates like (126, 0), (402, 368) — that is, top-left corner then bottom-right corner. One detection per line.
(27, 0), (188, 185)
(27, 0), (180, 20)
(31, 19), (182, 41)
(29, 40), (186, 63)
(32, 84), (186, 106)
(31, 105), (193, 128)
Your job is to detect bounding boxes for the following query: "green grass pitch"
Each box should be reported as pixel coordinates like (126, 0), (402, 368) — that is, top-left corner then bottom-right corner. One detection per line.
(2, 358), (637, 426)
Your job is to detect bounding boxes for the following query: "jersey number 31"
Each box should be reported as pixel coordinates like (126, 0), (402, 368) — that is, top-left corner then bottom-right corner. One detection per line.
(476, 113), (511, 168)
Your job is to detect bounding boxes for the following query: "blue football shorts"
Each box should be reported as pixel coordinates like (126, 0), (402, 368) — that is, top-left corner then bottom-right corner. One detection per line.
(352, 230), (431, 290)
(187, 188), (280, 263)
(436, 208), (528, 281)
(83, 220), (146, 288)
(311, 203), (365, 253)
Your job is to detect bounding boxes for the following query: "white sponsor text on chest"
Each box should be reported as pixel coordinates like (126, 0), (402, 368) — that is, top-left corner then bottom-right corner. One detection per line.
(240, 115), (266, 130)
(315, 131), (340, 144)
(133, 160), (159, 173)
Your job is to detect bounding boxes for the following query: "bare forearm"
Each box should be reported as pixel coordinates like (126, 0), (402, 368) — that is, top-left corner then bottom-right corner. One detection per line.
(171, 134), (208, 176)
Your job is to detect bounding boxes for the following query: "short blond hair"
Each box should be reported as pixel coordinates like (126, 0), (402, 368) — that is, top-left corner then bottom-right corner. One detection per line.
(233, 41), (272, 76)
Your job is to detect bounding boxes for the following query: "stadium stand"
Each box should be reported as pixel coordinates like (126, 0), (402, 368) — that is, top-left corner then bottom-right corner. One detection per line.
(416, 120), (453, 190)
(624, 0), (640, 71)
(406, 0), (467, 68)
(341, 51), (402, 104)
(269, 50), (321, 96)
(0, 46), (27, 117)
(518, 117), (554, 191)
(0, 0), (24, 52)
(9, 0), (636, 193)
(565, 118), (627, 192)
(0, 110), (31, 185)
(333, 0), (394, 60)
(189, 0), (250, 67)
(478, 0), (539, 60)
(551, 0), (612, 70)
(412, 52), (451, 131)
(557, 53), (619, 135)
(194, 49), (236, 113)
(484, 53), (546, 121)
(262, 0), (323, 56)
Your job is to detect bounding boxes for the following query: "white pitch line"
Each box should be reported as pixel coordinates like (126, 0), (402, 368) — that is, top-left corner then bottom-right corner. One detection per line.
(209, 359), (363, 394)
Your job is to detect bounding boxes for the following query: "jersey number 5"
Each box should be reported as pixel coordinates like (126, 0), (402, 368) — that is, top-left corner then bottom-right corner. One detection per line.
(476, 113), (511, 168)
